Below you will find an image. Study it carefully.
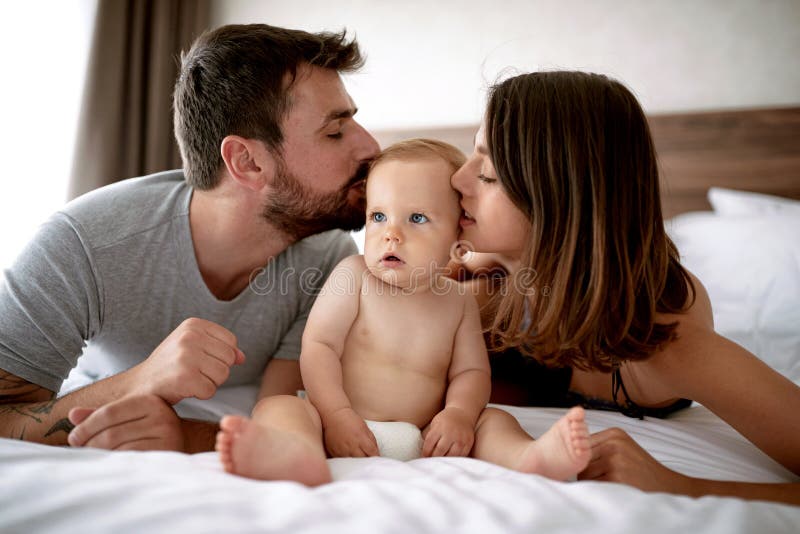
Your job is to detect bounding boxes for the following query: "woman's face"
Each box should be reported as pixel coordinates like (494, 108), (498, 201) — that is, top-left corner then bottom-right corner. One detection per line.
(450, 124), (530, 259)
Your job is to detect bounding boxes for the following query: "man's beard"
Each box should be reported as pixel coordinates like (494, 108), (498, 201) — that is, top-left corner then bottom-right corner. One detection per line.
(261, 161), (369, 241)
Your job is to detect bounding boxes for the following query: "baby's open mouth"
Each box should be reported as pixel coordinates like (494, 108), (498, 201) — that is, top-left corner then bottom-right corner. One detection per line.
(381, 253), (404, 264)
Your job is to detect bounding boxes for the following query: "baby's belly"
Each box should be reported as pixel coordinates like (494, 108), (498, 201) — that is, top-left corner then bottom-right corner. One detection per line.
(343, 362), (447, 429)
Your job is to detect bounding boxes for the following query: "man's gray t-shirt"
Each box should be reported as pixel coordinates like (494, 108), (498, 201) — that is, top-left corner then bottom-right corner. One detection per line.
(0, 170), (356, 393)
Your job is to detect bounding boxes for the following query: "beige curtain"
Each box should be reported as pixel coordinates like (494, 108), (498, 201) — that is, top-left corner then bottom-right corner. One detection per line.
(69, 0), (210, 199)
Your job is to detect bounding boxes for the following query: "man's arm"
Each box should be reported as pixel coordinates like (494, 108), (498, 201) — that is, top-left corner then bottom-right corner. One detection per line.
(0, 368), (140, 445)
(60, 318), (245, 452)
(63, 391), (220, 453)
(1, 366), (221, 451)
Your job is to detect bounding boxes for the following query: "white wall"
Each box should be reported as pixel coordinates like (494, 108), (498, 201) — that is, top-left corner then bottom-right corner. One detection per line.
(210, 0), (800, 130)
(0, 0), (96, 270)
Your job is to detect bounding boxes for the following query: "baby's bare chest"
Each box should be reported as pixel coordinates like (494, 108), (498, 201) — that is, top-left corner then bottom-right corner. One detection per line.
(348, 288), (463, 370)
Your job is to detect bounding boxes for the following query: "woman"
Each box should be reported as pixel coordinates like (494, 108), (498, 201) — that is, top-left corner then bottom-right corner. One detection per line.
(453, 71), (800, 504)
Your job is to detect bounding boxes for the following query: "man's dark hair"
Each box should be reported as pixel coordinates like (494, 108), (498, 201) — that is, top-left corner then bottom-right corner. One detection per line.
(174, 24), (364, 189)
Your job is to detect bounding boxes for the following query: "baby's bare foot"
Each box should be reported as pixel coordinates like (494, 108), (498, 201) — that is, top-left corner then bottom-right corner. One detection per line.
(514, 406), (591, 480)
(216, 415), (331, 486)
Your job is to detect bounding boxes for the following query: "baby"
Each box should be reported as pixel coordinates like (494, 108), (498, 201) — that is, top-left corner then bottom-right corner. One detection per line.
(216, 139), (590, 485)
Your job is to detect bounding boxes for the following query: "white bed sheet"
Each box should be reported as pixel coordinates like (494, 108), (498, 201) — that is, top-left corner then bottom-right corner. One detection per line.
(1, 397), (798, 534)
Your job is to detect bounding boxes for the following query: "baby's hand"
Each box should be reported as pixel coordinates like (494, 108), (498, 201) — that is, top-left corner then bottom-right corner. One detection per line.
(422, 406), (475, 457)
(322, 408), (379, 458)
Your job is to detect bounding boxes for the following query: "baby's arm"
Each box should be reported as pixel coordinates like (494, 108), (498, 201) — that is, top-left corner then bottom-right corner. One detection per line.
(422, 293), (491, 457)
(299, 255), (379, 457)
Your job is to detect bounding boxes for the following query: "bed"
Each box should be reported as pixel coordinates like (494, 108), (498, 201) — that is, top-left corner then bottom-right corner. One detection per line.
(2, 107), (799, 532)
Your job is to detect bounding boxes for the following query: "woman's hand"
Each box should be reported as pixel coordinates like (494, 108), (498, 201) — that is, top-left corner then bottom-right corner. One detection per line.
(579, 427), (800, 504)
(422, 406), (475, 457)
(322, 407), (379, 458)
(578, 427), (689, 493)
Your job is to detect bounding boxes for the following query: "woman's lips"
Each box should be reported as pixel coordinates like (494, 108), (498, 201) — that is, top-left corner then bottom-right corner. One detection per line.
(459, 210), (476, 227)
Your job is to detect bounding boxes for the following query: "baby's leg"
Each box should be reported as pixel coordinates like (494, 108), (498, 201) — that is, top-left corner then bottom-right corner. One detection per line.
(216, 395), (331, 486)
(471, 406), (590, 481)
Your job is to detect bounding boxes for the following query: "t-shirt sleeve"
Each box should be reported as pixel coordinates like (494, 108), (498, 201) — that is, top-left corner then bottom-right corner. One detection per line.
(270, 231), (358, 361)
(0, 213), (102, 391)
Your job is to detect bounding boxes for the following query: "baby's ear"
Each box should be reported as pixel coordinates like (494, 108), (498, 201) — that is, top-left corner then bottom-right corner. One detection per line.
(220, 135), (276, 191)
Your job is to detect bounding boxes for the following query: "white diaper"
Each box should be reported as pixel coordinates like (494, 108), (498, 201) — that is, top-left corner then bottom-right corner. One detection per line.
(365, 420), (423, 461)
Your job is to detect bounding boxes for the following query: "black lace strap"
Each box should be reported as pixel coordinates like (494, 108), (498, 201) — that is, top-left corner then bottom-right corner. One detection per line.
(611, 367), (645, 420)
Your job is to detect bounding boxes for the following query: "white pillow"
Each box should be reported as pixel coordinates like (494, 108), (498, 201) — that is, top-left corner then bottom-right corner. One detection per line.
(667, 211), (800, 383)
(708, 187), (800, 216)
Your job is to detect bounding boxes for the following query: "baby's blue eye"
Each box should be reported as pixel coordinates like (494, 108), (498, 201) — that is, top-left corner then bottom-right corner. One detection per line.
(371, 212), (386, 222)
(410, 213), (428, 224)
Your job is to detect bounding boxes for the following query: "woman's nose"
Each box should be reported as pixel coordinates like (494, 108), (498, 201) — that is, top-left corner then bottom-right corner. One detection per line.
(451, 162), (470, 195)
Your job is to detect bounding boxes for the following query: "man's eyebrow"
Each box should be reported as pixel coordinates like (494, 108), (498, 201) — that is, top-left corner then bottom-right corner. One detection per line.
(318, 107), (358, 130)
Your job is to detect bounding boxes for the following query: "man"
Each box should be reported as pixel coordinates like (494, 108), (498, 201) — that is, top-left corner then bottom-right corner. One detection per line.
(0, 24), (379, 452)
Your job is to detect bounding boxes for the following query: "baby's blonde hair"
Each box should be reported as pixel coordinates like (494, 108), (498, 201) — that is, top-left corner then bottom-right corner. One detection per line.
(370, 138), (466, 174)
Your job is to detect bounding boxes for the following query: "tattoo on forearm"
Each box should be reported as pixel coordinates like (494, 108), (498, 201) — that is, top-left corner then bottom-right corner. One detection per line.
(45, 418), (75, 438)
(0, 399), (58, 424)
(0, 405), (41, 424)
(28, 399), (57, 415)
(1, 372), (61, 439)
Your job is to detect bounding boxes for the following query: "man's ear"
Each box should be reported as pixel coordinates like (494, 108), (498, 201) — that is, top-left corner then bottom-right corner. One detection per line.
(220, 135), (276, 191)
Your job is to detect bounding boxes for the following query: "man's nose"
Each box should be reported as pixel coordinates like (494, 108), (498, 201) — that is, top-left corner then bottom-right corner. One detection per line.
(354, 121), (380, 161)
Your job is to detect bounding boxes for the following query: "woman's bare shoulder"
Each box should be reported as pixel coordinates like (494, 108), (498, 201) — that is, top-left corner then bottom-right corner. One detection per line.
(631, 270), (719, 394)
(658, 269), (714, 330)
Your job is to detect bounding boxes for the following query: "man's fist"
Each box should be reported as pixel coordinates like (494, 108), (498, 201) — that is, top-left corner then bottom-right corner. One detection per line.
(130, 318), (245, 404)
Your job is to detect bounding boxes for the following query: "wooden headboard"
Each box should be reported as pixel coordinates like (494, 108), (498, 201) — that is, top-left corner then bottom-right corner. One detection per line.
(373, 107), (800, 219)
(650, 107), (800, 217)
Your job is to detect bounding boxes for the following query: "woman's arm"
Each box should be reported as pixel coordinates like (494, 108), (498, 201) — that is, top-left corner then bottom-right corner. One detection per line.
(580, 427), (800, 505)
(665, 328), (800, 475)
(592, 276), (800, 503)
(646, 273), (800, 475)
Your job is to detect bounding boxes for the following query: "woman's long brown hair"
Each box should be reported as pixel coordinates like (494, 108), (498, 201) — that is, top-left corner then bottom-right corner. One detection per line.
(486, 71), (695, 372)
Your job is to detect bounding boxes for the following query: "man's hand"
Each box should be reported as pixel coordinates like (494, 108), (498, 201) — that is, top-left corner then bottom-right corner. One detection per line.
(129, 318), (245, 405)
(322, 407), (379, 458)
(422, 406), (475, 457)
(578, 427), (689, 492)
(67, 394), (185, 451)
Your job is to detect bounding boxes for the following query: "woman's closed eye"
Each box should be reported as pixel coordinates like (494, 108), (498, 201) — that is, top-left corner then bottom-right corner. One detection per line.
(478, 173), (497, 184)
(410, 213), (429, 224)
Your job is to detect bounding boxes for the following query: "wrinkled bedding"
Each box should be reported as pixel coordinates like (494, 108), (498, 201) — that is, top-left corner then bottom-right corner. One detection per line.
(2, 398), (797, 534)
